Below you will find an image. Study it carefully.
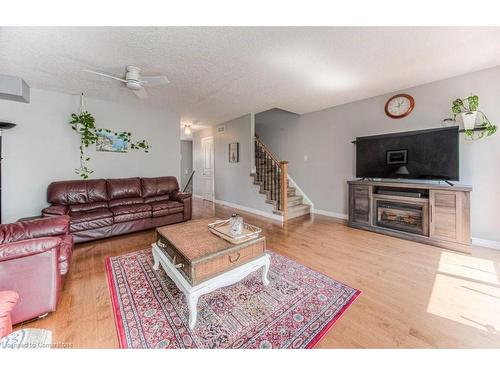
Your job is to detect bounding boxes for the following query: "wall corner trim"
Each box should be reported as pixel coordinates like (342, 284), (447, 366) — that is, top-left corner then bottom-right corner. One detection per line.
(214, 199), (284, 223)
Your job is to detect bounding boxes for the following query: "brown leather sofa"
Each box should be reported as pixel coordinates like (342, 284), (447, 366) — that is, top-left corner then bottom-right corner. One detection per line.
(42, 176), (192, 243)
(0, 215), (73, 324)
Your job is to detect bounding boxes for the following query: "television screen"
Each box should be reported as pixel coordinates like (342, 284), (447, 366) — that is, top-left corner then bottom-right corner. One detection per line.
(355, 126), (459, 180)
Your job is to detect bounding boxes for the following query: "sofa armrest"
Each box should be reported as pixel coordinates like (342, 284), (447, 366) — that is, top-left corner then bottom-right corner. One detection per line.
(0, 216), (70, 244)
(42, 204), (68, 217)
(170, 192), (191, 202)
(0, 237), (61, 262)
(170, 192), (192, 221)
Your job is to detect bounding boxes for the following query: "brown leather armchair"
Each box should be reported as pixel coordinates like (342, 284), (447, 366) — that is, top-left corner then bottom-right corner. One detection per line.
(0, 216), (73, 324)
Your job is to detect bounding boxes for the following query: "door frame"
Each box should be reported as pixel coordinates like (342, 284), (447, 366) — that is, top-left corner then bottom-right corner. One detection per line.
(201, 136), (215, 202)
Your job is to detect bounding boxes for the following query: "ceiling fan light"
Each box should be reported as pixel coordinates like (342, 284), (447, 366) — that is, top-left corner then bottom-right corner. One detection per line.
(184, 125), (192, 136)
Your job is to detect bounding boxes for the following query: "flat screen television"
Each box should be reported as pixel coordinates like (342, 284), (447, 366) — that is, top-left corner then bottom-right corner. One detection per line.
(355, 126), (459, 181)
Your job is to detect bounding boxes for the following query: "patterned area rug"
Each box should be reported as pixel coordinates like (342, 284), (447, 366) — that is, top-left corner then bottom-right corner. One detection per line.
(106, 249), (360, 349)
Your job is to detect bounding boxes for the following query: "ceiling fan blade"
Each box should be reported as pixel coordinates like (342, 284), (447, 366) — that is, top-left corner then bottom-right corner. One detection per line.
(140, 75), (169, 87)
(82, 69), (128, 83)
(133, 87), (149, 99)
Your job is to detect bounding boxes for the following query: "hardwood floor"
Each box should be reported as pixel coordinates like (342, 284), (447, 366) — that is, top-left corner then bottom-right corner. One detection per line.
(18, 198), (500, 348)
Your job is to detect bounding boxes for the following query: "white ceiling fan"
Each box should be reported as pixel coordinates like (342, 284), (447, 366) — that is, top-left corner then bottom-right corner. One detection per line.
(82, 65), (169, 99)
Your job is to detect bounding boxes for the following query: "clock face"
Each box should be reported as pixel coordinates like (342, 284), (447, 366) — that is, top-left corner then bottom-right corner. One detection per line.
(385, 94), (415, 118)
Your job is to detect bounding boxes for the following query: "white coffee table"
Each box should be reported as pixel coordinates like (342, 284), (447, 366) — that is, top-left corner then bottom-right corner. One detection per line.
(152, 242), (270, 329)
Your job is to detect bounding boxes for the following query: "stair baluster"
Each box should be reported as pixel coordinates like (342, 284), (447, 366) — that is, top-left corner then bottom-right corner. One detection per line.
(254, 135), (288, 220)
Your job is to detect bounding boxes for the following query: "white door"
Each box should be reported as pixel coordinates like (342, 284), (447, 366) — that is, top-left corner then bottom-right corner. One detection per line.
(201, 136), (215, 201)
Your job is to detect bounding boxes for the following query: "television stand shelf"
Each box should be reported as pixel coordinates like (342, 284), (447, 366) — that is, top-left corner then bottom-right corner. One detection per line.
(347, 180), (472, 253)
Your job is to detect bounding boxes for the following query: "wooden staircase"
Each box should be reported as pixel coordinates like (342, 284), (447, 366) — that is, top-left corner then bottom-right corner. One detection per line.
(251, 136), (311, 221)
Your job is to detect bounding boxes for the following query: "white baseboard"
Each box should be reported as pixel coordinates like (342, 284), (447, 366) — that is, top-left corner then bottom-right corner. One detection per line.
(471, 237), (500, 250)
(313, 208), (348, 220)
(214, 199), (283, 222)
(192, 194), (204, 199)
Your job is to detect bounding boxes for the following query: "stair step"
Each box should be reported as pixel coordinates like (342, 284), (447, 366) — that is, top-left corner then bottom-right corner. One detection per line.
(273, 204), (311, 219)
(287, 195), (303, 207)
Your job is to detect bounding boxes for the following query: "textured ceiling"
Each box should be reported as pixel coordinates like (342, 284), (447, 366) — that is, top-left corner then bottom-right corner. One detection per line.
(1, 27), (500, 129)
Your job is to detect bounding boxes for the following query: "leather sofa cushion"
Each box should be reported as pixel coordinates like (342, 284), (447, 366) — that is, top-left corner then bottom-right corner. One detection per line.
(108, 197), (144, 208)
(150, 200), (184, 213)
(42, 204), (69, 216)
(69, 201), (108, 213)
(152, 209), (169, 218)
(107, 178), (142, 200)
(110, 204), (151, 216)
(113, 211), (152, 223)
(141, 177), (179, 198)
(144, 194), (169, 204)
(47, 179), (107, 205)
(70, 218), (113, 232)
(70, 208), (113, 224)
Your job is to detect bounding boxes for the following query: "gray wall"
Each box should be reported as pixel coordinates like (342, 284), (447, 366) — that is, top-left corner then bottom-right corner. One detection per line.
(180, 140), (193, 189)
(0, 87), (180, 222)
(256, 66), (500, 243)
(192, 114), (274, 215)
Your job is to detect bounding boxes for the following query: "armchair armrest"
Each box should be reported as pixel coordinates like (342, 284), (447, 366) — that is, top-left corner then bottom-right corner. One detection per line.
(170, 192), (192, 221)
(42, 204), (68, 217)
(0, 215), (70, 244)
(0, 237), (61, 262)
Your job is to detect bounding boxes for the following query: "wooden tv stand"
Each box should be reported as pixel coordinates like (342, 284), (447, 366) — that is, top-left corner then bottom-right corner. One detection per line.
(347, 180), (472, 253)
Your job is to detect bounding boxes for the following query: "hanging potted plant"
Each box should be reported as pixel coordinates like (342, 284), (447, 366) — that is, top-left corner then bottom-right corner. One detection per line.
(451, 94), (497, 140)
(69, 94), (150, 179)
(452, 95), (478, 130)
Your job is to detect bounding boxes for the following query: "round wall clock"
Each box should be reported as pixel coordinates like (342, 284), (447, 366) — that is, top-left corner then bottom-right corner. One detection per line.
(385, 94), (415, 119)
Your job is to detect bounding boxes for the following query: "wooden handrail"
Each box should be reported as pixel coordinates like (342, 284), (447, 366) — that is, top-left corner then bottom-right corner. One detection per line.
(182, 170), (195, 192)
(255, 135), (286, 167)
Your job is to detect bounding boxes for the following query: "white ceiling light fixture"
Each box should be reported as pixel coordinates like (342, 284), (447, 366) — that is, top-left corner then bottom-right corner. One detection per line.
(82, 65), (169, 99)
(184, 124), (192, 136)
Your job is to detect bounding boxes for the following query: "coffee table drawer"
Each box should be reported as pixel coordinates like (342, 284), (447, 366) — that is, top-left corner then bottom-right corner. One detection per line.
(194, 240), (265, 284)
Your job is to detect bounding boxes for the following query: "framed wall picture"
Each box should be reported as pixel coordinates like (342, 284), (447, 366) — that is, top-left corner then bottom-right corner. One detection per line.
(229, 142), (239, 163)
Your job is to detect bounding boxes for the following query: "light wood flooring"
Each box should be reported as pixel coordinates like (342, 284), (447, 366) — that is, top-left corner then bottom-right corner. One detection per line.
(18, 198), (500, 348)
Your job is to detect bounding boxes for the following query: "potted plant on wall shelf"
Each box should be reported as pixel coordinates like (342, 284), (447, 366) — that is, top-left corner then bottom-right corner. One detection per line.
(451, 94), (497, 140)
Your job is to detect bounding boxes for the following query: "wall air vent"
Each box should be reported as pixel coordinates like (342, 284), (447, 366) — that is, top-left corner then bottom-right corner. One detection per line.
(0, 74), (30, 103)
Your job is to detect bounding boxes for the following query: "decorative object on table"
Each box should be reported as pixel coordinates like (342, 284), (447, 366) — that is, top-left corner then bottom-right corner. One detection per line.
(451, 94), (497, 140)
(106, 248), (361, 348)
(0, 122), (17, 223)
(228, 142), (239, 162)
(384, 93), (415, 119)
(69, 93), (150, 179)
(154, 218), (268, 328)
(208, 218), (262, 244)
(228, 213), (244, 236)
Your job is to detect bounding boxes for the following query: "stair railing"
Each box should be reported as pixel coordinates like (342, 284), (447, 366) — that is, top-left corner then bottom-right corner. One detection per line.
(254, 135), (288, 219)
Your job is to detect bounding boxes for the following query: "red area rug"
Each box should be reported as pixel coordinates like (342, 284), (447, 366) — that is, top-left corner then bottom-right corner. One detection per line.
(106, 249), (360, 348)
